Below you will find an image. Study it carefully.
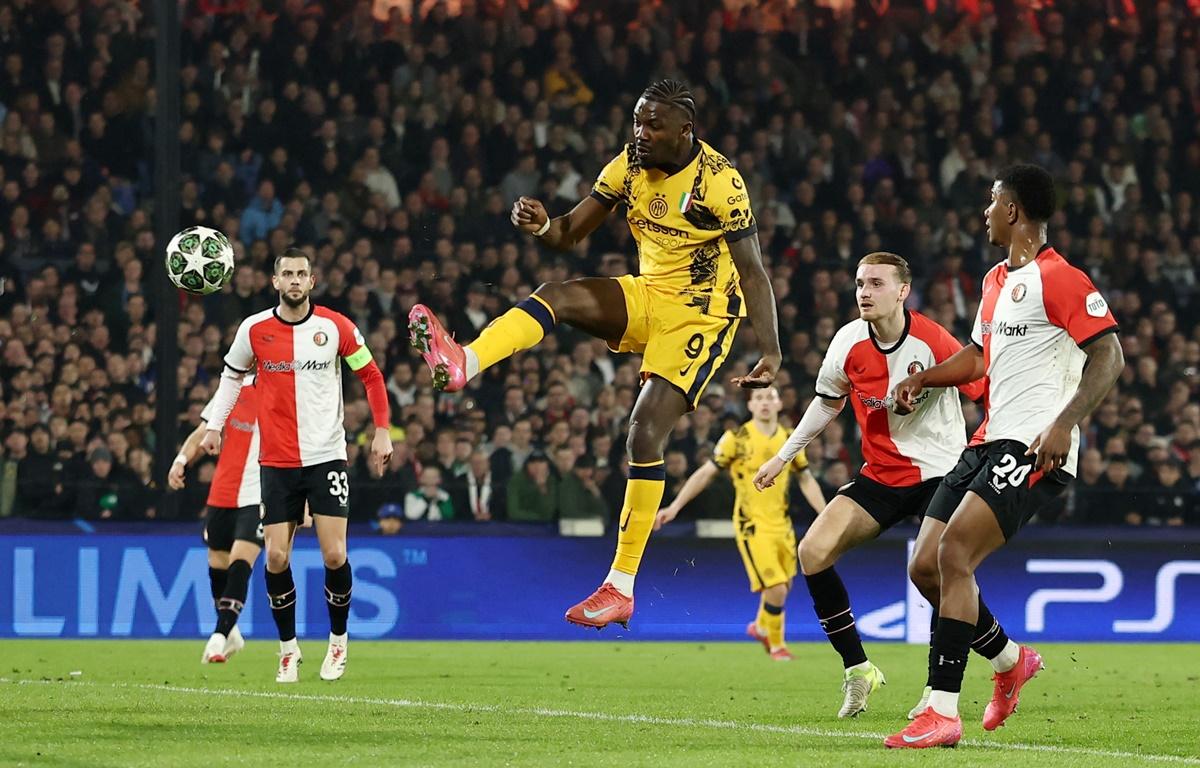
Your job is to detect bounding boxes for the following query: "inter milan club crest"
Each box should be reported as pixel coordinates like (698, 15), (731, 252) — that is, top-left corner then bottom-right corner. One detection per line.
(1011, 283), (1027, 302)
(313, 331), (328, 346)
(908, 360), (925, 376)
(648, 195), (669, 219)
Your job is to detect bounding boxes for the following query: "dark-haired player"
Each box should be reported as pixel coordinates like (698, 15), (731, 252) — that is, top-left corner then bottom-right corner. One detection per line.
(886, 165), (1123, 748)
(201, 248), (393, 683)
(408, 79), (781, 630)
(753, 252), (992, 719)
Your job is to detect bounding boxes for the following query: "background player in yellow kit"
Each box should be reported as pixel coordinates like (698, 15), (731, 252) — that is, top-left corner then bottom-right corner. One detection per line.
(409, 80), (781, 629)
(655, 387), (825, 659)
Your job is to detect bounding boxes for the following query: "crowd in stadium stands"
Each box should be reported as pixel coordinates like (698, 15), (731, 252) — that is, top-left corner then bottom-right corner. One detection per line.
(0, 0), (1197, 530)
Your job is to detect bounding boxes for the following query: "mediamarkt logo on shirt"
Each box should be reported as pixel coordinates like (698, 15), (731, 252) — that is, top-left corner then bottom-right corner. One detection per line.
(260, 359), (334, 372)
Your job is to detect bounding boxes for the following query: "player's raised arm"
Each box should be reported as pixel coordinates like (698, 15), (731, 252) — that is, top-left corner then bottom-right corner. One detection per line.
(511, 194), (611, 251)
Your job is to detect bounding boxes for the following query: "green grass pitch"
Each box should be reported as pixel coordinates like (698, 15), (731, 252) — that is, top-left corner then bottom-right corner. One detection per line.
(1, 640), (1196, 767)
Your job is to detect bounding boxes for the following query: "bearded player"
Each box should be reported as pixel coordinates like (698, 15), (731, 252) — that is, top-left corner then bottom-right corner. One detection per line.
(201, 249), (392, 682)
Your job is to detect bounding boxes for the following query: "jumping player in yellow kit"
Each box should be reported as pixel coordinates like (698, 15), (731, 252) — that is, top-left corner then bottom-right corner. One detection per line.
(408, 80), (781, 629)
(655, 387), (825, 659)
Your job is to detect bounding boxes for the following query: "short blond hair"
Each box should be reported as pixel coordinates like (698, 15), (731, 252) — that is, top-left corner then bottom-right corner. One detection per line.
(858, 252), (912, 284)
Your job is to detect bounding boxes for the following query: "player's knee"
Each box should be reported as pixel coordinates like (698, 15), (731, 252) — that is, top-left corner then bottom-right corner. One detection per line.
(908, 554), (939, 597)
(797, 535), (835, 574)
(322, 547), (347, 570)
(763, 583), (788, 604)
(265, 546), (290, 572)
(625, 425), (664, 465)
(936, 535), (970, 581)
(532, 281), (567, 311)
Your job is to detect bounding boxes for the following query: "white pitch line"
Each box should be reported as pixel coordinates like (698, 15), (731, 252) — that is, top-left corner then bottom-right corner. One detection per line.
(7, 679), (1199, 765)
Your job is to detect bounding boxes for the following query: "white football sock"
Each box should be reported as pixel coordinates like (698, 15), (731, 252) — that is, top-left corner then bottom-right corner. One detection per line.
(605, 569), (635, 597)
(464, 346), (480, 381)
(928, 690), (959, 718)
(329, 631), (348, 645)
(280, 638), (300, 654)
(990, 639), (1020, 673)
(846, 660), (873, 674)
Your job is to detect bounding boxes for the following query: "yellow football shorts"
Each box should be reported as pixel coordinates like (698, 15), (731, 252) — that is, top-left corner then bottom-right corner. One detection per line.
(736, 525), (797, 593)
(607, 274), (741, 409)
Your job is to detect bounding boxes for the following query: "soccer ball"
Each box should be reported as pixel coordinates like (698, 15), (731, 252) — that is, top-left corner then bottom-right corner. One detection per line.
(164, 225), (235, 295)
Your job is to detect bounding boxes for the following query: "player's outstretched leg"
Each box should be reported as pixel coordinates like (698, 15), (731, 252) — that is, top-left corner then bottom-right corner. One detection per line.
(566, 379), (685, 630)
(409, 279), (626, 393)
(798, 497), (885, 717)
(411, 295), (555, 393)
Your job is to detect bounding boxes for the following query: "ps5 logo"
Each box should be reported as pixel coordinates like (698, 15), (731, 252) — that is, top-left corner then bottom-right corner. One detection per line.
(1024, 559), (1200, 633)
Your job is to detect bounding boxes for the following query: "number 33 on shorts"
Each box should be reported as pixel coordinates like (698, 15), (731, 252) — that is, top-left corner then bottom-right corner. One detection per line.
(327, 470), (349, 507)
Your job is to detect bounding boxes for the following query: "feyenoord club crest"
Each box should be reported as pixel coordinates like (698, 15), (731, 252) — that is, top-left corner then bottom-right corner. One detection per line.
(908, 360), (925, 376)
(313, 331), (328, 346)
(1011, 283), (1027, 302)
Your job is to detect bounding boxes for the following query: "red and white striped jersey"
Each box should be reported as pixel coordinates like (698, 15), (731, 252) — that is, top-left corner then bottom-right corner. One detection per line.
(201, 376), (260, 509)
(970, 246), (1118, 476)
(224, 305), (370, 468)
(816, 310), (985, 487)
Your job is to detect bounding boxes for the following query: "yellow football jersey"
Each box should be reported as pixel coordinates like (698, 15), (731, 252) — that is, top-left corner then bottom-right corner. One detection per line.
(713, 420), (808, 531)
(591, 140), (755, 318)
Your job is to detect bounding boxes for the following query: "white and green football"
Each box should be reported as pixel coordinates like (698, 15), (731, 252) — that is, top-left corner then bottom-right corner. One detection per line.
(164, 225), (235, 295)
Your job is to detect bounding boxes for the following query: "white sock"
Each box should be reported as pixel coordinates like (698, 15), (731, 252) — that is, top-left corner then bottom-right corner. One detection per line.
(280, 638), (299, 654)
(605, 568), (635, 597)
(329, 631), (348, 645)
(464, 346), (480, 381)
(928, 690), (959, 718)
(990, 639), (1020, 673)
(846, 660), (873, 674)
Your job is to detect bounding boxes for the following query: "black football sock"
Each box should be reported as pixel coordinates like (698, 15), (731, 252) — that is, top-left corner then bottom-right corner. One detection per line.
(325, 561), (353, 636)
(971, 595), (1012, 660)
(215, 559), (253, 637)
(930, 617), (974, 693)
(265, 567), (297, 642)
(804, 566), (868, 668)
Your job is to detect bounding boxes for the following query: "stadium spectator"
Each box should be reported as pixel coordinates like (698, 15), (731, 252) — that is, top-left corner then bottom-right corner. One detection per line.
(507, 451), (557, 523)
(0, 0), (1195, 529)
(403, 465), (454, 521)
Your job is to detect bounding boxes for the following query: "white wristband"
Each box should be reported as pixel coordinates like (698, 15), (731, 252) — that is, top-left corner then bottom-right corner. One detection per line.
(173, 452), (189, 467)
(533, 217), (551, 237)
